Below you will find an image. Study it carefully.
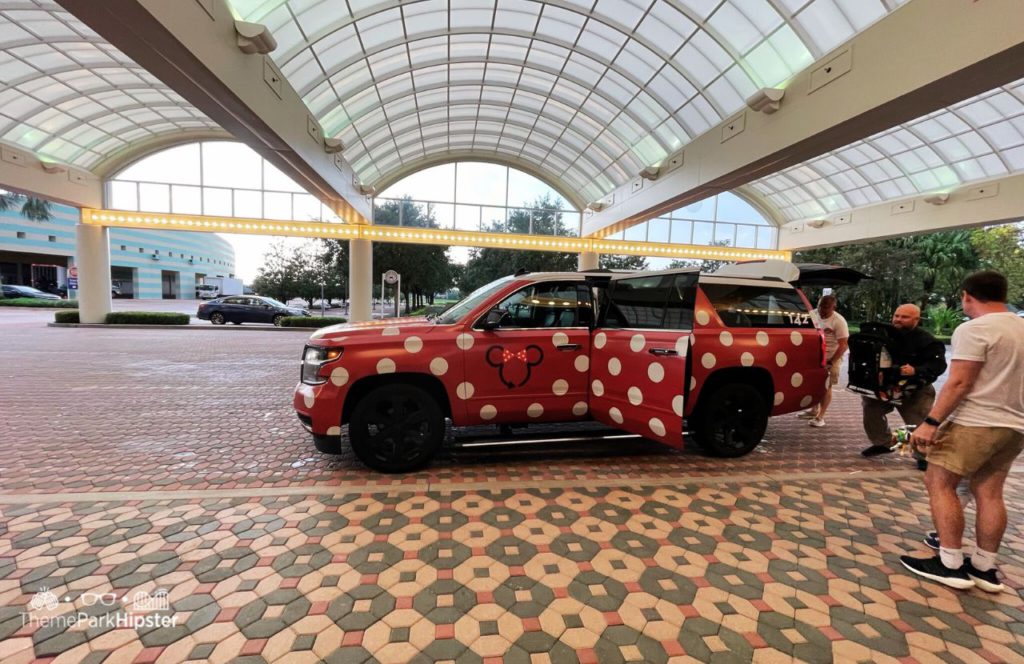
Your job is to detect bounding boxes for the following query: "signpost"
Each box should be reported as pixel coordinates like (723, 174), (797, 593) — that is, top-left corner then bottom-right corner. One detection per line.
(382, 270), (400, 318)
(67, 265), (78, 292)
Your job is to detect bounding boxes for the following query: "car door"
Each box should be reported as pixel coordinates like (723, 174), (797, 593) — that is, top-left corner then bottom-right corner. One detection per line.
(463, 280), (592, 424)
(246, 297), (272, 323)
(220, 297), (247, 322)
(589, 272), (697, 448)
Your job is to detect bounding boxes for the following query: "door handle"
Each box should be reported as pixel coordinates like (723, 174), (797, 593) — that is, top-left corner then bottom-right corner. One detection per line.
(556, 344), (581, 351)
(649, 348), (678, 356)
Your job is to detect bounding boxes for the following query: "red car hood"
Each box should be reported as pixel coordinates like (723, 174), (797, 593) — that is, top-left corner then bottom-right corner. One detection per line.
(309, 316), (437, 342)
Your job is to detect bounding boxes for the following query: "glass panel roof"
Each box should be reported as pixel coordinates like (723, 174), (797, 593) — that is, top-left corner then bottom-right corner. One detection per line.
(748, 79), (1024, 223)
(230, 0), (905, 203)
(0, 0), (217, 169)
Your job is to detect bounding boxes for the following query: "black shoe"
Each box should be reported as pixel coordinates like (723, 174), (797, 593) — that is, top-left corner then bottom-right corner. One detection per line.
(917, 458), (928, 471)
(964, 557), (1004, 593)
(923, 531), (939, 550)
(861, 445), (894, 457)
(900, 555), (974, 589)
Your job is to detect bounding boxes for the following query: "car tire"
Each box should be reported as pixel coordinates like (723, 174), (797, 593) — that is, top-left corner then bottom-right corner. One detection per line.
(232, 321), (241, 325)
(348, 384), (444, 473)
(692, 383), (768, 457)
(210, 312), (225, 325)
(313, 434), (343, 454)
(273, 314), (286, 327)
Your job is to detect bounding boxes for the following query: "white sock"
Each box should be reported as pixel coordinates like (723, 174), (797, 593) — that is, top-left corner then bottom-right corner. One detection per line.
(972, 548), (997, 572)
(939, 546), (964, 569)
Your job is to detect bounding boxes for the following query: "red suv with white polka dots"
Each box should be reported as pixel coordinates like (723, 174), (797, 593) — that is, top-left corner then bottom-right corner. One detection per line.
(295, 265), (827, 472)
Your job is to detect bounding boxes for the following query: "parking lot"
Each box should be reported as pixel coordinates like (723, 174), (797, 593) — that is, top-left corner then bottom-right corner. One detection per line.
(1, 316), (1022, 663)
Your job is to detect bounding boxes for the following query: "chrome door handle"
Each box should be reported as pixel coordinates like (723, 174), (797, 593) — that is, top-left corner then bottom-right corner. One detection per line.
(556, 344), (581, 351)
(649, 348), (678, 356)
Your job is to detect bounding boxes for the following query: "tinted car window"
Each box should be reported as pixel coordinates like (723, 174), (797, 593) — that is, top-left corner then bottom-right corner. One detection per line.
(701, 284), (815, 328)
(490, 281), (583, 328)
(601, 274), (696, 330)
(224, 297), (247, 305)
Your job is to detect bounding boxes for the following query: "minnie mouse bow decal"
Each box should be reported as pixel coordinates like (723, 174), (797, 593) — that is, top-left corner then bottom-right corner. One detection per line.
(486, 345), (543, 388)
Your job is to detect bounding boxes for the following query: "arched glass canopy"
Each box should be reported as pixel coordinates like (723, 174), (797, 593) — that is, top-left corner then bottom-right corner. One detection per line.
(0, 0), (216, 169)
(230, 0), (908, 203)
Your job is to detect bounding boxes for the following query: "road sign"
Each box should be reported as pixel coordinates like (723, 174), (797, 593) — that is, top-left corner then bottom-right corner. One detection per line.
(67, 277), (78, 290)
(68, 266), (78, 279)
(383, 270), (399, 285)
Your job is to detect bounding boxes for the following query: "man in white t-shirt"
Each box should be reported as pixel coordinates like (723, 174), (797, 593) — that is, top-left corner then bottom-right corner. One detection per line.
(902, 271), (1024, 592)
(797, 294), (849, 427)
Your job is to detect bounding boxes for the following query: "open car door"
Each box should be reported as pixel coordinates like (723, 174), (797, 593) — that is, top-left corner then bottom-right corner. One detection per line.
(588, 270), (698, 448)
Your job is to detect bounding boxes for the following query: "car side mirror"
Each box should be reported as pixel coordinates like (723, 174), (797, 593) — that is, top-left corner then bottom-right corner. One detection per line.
(481, 308), (504, 331)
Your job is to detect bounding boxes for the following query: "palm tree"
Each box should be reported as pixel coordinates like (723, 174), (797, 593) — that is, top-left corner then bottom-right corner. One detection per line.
(0, 191), (52, 294)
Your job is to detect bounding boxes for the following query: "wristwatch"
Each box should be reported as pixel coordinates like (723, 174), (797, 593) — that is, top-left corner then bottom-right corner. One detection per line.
(923, 416), (942, 427)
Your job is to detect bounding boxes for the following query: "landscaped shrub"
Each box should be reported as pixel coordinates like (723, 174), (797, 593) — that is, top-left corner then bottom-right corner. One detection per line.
(104, 311), (190, 325)
(280, 316), (348, 328)
(54, 310), (80, 323)
(0, 298), (78, 308)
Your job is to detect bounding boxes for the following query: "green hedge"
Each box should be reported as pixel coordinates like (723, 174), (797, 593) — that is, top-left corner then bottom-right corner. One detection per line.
(54, 310), (80, 323)
(0, 298), (78, 308)
(105, 311), (190, 325)
(280, 316), (348, 328)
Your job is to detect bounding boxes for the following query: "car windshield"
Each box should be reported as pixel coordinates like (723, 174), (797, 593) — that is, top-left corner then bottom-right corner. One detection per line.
(18, 286), (45, 294)
(436, 276), (514, 325)
(262, 298), (288, 308)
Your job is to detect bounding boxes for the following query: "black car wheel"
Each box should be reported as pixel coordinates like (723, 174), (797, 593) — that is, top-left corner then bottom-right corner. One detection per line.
(693, 383), (769, 457)
(232, 321), (241, 325)
(273, 314), (286, 327)
(349, 384), (444, 473)
(210, 312), (226, 325)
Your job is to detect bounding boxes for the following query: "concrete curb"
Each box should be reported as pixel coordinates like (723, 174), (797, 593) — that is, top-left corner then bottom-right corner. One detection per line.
(48, 323), (318, 331)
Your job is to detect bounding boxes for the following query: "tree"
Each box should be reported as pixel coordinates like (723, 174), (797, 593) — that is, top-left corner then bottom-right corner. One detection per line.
(251, 240), (298, 302)
(971, 223), (1024, 305)
(898, 230), (978, 307)
(459, 193), (577, 293)
(600, 255), (647, 270)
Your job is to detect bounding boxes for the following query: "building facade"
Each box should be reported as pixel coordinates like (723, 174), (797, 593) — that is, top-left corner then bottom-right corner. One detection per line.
(0, 201), (235, 299)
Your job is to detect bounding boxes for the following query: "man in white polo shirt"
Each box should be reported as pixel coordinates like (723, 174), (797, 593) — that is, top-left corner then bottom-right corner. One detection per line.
(797, 294), (849, 427)
(902, 271), (1024, 591)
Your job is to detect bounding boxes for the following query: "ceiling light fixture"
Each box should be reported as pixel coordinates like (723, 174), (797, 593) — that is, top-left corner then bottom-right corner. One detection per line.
(746, 87), (786, 114)
(235, 21), (277, 55)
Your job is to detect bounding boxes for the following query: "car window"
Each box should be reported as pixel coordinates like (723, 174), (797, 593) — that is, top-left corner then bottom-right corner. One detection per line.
(437, 276), (513, 325)
(224, 297), (247, 305)
(600, 274), (696, 330)
(489, 281), (584, 328)
(701, 283), (815, 328)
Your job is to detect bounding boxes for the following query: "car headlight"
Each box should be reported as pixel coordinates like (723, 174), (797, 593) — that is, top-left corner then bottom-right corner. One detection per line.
(301, 345), (343, 385)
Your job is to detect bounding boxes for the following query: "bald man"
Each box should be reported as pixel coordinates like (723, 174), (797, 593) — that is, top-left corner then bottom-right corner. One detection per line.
(861, 304), (948, 462)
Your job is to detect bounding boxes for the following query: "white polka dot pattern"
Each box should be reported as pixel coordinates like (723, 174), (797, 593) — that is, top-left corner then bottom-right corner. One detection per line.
(775, 352), (787, 367)
(480, 404), (497, 420)
(800, 395), (813, 408)
(552, 332), (569, 347)
(630, 334), (646, 352)
(791, 331), (803, 345)
(756, 331), (770, 346)
(701, 353), (716, 369)
(404, 336), (423, 353)
(774, 392), (784, 406)
(649, 418), (666, 437)
(527, 403), (544, 418)
(690, 376), (697, 391)
(591, 379), (605, 396)
(572, 401), (588, 416)
(594, 332), (607, 349)
(456, 333), (475, 350)
(741, 352), (754, 367)
(429, 357), (448, 376)
(330, 366), (349, 386)
(574, 356), (590, 372)
(719, 331), (733, 346)
(552, 379), (569, 396)
(302, 392), (315, 408)
(382, 327), (400, 336)
(648, 362), (664, 383)
(672, 395), (683, 417)
(327, 426), (341, 436)
(376, 358), (396, 374)
(456, 382), (475, 400)
(791, 373), (803, 387)
(608, 357), (622, 375)
(627, 387), (643, 406)
(696, 310), (710, 326)
(675, 336), (689, 356)
(609, 407), (623, 424)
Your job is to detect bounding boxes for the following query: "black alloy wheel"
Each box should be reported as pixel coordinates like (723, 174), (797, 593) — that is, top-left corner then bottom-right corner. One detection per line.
(693, 383), (769, 457)
(210, 312), (225, 325)
(349, 384), (444, 473)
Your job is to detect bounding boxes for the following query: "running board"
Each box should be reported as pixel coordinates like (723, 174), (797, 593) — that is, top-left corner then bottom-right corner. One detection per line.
(451, 431), (643, 450)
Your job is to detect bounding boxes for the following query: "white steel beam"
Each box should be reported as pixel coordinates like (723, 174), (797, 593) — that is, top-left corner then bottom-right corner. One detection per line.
(779, 173), (1024, 250)
(0, 142), (102, 208)
(582, 0), (1024, 238)
(55, 0), (371, 224)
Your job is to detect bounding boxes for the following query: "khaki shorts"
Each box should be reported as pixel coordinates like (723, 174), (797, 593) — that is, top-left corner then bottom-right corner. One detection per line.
(926, 422), (1024, 477)
(826, 361), (841, 387)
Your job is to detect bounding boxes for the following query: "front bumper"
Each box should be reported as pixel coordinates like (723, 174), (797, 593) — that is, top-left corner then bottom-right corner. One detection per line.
(293, 381), (346, 436)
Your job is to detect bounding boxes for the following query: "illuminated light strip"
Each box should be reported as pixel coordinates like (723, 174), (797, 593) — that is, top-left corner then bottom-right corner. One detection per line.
(81, 209), (791, 262)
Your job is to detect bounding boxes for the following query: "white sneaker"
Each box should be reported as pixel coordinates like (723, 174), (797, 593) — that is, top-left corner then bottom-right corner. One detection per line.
(809, 418), (826, 428)
(796, 410), (817, 419)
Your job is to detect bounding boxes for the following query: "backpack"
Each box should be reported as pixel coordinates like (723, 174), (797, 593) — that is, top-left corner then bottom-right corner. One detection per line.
(847, 322), (919, 404)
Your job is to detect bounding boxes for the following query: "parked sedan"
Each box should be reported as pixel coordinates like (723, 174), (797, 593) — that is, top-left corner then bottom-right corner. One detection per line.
(2, 284), (62, 300)
(197, 295), (310, 326)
